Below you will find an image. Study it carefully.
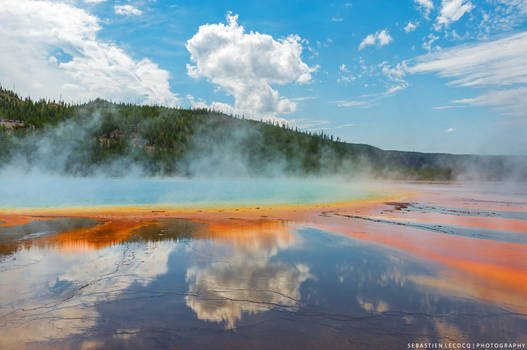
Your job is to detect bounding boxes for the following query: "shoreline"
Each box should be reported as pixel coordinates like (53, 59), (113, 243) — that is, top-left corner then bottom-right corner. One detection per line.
(0, 192), (409, 225)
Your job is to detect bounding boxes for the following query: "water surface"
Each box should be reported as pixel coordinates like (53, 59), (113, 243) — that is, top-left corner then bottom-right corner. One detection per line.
(1, 216), (526, 349)
(0, 177), (375, 208)
(1, 182), (526, 349)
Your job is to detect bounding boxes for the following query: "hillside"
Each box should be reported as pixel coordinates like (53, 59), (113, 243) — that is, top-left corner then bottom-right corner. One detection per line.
(0, 87), (525, 180)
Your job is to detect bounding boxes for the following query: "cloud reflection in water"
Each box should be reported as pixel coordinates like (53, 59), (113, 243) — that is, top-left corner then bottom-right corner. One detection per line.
(184, 219), (313, 329)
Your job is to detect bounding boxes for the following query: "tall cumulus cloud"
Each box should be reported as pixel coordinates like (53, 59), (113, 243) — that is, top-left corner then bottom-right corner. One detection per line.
(186, 12), (316, 118)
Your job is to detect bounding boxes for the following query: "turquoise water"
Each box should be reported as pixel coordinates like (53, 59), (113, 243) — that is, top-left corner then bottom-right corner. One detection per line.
(0, 176), (375, 209)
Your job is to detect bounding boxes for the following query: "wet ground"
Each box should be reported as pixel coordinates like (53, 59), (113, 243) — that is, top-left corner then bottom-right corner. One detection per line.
(0, 182), (526, 349)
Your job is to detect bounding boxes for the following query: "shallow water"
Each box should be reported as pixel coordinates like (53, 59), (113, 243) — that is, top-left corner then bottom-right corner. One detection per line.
(0, 182), (527, 349)
(0, 217), (101, 243)
(0, 177), (375, 208)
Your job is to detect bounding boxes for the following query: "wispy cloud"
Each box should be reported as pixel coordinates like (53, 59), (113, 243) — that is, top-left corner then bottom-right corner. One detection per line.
(333, 100), (369, 108)
(289, 119), (330, 129)
(408, 31), (527, 87)
(407, 31), (527, 116)
(114, 4), (143, 16)
(291, 96), (317, 102)
(331, 17), (344, 22)
(435, 0), (474, 29)
(380, 62), (409, 95)
(433, 105), (465, 110)
(337, 64), (355, 85)
(292, 119), (354, 131)
(422, 33), (440, 51)
(453, 87), (527, 116)
(334, 60), (409, 108)
(414, 0), (434, 17)
(384, 85), (406, 95)
(318, 123), (354, 131)
(479, 0), (527, 36)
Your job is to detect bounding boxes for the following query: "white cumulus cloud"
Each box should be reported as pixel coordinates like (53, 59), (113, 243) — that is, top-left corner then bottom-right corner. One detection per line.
(358, 30), (393, 50)
(186, 12), (315, 118)
(404, 21), (418, 33)
(0, 0), (179, 106)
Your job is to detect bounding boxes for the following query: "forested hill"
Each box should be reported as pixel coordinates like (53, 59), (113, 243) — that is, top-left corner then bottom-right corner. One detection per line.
(0, 87), (525, 180)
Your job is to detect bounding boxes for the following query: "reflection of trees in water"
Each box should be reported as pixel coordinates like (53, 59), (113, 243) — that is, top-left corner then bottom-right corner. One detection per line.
(0, 217), (102, 257)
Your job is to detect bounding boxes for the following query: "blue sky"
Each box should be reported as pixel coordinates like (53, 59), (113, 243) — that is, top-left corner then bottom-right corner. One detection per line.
(1, 0), (526, 155)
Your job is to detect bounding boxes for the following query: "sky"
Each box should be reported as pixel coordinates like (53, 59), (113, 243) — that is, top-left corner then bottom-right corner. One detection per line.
(0, 0), (526, 155)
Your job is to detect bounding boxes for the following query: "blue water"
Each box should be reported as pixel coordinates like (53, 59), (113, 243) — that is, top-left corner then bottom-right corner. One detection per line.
(1, 223), (525, 348)
(0, 176), (375, 209)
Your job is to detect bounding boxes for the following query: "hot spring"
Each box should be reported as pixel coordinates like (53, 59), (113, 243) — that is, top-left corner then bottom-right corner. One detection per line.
(0, 176), (378, 209)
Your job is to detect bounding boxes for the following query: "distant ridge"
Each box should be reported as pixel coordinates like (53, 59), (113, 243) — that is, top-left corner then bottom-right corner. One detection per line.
(1, 87), (525, 180)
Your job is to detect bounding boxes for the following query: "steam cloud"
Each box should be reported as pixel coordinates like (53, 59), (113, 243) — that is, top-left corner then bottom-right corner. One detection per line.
(1, 106), (526, 183)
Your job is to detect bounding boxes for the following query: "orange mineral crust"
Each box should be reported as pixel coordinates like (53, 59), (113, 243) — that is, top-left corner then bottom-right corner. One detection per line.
(370, 211), (527, 233)
(0, 192), (406, 225)
(308, 213), (527, 313)
(0, 194), (402, 254)
(0, 214), (43, 227)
